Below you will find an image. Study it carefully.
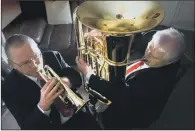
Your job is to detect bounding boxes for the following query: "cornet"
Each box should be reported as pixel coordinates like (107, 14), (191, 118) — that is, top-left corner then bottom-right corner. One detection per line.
(33, 59), (89, 115)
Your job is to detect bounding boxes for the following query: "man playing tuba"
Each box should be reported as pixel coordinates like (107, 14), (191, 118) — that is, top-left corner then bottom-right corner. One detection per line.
(76, 28), (185, 129)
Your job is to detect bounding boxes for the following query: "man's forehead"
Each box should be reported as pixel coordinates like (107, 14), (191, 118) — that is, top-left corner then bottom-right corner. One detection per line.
(147, 40), (159, 49)
(147, 40), (165, 55)
(149, 35), (175, 48)
(9, 44), (37, 62)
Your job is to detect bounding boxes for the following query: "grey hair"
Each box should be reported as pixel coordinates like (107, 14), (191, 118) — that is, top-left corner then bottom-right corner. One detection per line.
(4, 34), (40, 59)
(151, 27), (185, 64)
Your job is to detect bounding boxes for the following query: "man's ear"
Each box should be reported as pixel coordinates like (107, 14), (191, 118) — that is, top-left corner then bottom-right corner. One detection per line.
(7, 59), (11, 65)
(7, 59), (13, 67)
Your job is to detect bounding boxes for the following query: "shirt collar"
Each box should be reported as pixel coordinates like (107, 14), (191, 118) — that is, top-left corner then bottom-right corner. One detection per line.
(24, 74), (38, 83)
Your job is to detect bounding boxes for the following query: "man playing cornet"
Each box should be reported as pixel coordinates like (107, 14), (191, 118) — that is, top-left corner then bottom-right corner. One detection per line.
(2, 34), (100, 130)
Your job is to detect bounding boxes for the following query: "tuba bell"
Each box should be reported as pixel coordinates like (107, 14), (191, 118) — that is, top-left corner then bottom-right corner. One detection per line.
(73, 1), (164, 104)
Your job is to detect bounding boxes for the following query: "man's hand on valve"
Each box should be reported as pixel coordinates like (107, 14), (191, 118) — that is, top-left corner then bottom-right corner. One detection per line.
(38, 77), (71, 111)
(84, 29), (102, 37)
(75, 56), (94, 76)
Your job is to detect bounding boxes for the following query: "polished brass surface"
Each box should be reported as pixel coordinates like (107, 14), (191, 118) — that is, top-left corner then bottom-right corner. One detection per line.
(76, 1), (164, 36)
(74, 1), (164, 105)
(35, 63), (88, 114)
(74, 13), (112, 106)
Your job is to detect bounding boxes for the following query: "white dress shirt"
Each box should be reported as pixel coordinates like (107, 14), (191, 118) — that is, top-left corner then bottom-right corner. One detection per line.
(85, 71), (95, 84)
(85, 62), (149, 83)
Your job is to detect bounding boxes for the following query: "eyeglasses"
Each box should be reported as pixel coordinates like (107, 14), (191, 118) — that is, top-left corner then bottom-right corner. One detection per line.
(10, 53), (42, 67)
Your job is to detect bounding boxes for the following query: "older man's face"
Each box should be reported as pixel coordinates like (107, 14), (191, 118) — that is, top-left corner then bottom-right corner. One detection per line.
(9, 43), (42, 77)
(144, 40), (165, 67)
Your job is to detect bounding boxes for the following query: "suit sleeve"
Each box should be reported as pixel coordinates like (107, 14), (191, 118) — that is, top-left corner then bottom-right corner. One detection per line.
(55, 51), (82, 89)
(88, 69), (176, 128)
(88, 74), (128, 102)
(1, 81), (54, 130)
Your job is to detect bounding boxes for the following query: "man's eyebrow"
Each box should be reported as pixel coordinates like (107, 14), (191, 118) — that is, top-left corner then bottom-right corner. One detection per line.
(18, 53), (38, 64)
(18, 59), (31, 65)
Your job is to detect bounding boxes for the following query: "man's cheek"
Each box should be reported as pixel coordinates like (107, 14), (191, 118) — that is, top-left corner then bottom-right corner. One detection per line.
(145, 49), (149, 56)
(145, 49), (151, 59)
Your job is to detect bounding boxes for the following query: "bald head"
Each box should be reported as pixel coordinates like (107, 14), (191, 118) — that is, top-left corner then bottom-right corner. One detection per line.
(144, 27), (185, 67)
(5, 34), (40, 60)
(4, 34), (42, 77)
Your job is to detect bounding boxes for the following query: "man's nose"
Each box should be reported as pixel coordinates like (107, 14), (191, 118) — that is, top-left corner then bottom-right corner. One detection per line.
(145, 52), (151, 58)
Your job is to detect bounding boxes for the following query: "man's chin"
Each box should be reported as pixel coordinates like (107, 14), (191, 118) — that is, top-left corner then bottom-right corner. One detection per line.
(145, 62), (156, 68)
(147, 63), (163, 68)
(145, 61), (150, 66)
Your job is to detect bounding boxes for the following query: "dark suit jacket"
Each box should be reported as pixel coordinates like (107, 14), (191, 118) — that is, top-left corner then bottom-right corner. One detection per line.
(2, 51), (99, 130)
(88, 60), (180, 129)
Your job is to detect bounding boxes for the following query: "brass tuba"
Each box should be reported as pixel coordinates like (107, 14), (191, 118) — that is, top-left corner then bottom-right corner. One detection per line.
(74, 1), (164, 104)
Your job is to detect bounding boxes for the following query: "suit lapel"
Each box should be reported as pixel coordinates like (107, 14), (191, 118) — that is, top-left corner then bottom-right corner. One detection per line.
(14, 70), (61, 124)
(42, 52), (63, 76)
(14, 70), (41, 104)
(125, 68), (150, 82)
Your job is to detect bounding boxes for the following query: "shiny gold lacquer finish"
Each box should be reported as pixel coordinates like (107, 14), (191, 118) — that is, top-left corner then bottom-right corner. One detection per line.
(76, 1), (164, 36)
(34, 63), (88, 114)
(74, 1), (164, 104)
(80, 35), (110, 81)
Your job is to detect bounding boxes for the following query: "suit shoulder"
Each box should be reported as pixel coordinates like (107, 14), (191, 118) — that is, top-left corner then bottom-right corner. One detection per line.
(3, 70), (20, 92)
(42, 50), (60, 57)
(42, 51), (62, 62)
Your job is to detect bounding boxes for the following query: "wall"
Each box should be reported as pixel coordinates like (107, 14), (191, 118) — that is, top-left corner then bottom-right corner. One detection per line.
(44, 1), (72, 25)
(171, 1), (194, 31)
(1, 1), (21, 65)
(1, 1), (21, 29)
(159, 1), (180, 27)
(159, 0), (194, 31)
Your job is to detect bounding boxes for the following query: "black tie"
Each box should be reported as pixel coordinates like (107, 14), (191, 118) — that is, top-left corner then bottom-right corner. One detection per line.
(39, 79), (45, 87)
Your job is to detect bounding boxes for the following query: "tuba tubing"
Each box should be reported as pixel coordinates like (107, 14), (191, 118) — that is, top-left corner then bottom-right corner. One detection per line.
(73, 9), (112, 106)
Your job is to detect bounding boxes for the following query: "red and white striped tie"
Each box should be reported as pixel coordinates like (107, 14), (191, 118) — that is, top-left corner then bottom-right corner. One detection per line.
(125, 61), (144, 79)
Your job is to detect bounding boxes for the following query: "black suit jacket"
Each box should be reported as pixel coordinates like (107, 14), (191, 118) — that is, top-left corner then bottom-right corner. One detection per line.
(88, 60), (180, 129)
(2, 51), (99, 130)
